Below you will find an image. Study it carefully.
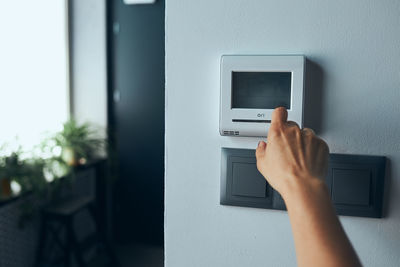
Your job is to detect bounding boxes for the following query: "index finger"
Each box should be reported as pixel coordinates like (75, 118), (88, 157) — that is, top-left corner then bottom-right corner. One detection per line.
(271, 107), (288, 127)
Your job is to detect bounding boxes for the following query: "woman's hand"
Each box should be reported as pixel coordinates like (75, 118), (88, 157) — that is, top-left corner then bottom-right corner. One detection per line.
(255, 107), (329, 199)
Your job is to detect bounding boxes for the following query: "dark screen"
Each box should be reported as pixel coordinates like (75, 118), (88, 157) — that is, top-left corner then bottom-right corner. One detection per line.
(231, 72), (291, 109)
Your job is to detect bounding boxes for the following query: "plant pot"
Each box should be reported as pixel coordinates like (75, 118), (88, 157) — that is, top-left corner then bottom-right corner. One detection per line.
(0, 178), (12, 199)
(61, 147), (79, 166)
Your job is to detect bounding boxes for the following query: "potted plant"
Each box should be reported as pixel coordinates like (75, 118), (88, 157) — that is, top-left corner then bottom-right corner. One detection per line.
(0, 146), (73, 226)
(52, 120), (105, 166)
(0, 152), (23, 199)
(0, 150), (48, 200)
(0, 176), (12, 199)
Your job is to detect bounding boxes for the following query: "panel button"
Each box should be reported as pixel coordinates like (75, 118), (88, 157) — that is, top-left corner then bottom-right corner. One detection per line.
(332, 169), (371, 206)
(327, 153), (386, 218)
(232, 162), (267, 198)
(220, 148), (273, 209)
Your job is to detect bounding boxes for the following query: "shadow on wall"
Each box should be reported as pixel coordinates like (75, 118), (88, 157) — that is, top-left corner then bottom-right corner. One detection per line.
(383, 158), (392, 218)
(304, 59), (325, 134)
(303, 60), (393, 219)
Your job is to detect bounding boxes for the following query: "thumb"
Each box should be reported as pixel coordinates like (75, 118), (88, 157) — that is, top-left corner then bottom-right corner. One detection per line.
(255, 141), (267, 159)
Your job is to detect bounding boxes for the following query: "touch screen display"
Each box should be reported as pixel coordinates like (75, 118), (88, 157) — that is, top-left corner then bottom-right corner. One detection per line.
(231, 72), (291, 109)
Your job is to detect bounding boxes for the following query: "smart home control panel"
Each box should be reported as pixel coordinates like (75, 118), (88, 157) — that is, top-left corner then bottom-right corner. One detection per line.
(219, 55), (305, 137)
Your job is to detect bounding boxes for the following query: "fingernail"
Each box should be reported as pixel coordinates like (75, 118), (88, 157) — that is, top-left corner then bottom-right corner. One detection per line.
(258, 141), (261, 147)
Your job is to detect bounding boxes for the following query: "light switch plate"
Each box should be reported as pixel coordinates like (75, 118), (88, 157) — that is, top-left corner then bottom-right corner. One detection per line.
(220, 148), (283, 210)
(220, 148), (386, 218)
(326, 154), (386, 218)
(232, 160), (267, 198)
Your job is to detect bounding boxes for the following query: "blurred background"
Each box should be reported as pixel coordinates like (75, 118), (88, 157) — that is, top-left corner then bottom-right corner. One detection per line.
(0, 0), (164, 266)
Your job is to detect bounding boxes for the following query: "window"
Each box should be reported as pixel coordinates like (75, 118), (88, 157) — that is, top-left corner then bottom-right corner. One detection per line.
(0, 0), (69, 151)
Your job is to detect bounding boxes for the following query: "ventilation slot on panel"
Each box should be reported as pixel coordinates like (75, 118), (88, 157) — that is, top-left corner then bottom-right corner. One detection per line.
(223, 130), (240, 136)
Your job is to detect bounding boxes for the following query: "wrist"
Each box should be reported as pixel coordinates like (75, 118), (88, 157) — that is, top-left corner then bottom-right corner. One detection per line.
(280, 176), (328, 205)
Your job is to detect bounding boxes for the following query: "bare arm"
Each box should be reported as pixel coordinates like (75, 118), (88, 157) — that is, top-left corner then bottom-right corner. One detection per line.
(255, 107), (362, 267)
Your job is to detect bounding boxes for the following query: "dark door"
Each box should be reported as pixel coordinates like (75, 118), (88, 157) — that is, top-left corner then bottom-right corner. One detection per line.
(108, 0), (165, 245)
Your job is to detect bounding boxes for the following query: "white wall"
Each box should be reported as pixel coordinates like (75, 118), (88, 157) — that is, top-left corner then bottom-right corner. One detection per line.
(70, 0), (107, 130)
(165, 1), (400, 266)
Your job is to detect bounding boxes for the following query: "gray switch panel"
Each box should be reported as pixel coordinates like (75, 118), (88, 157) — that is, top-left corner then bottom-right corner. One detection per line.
(232, 160), (267, 198)
(326, 154), (386, 218)
(220, 148), (386, 218)
(331, 169), (371, 206)
(220, 148), (284, 210)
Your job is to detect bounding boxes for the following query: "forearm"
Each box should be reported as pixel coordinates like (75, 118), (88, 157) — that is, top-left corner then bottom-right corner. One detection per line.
(282, 178), (362, 267)
(256, 108), (362, 266)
